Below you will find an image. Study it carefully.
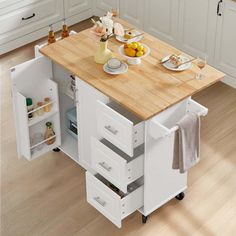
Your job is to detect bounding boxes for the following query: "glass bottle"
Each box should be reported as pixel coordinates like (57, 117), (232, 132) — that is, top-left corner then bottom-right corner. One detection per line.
(61, 20), (69, 39)
(48, 25), (56, 44)
(44, 122), (56, 145)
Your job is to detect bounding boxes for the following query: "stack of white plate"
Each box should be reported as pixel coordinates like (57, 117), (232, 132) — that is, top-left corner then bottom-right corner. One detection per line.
(103, 58), (128, 75)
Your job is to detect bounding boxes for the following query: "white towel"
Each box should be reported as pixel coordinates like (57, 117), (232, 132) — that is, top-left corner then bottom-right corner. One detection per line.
(173, 113), (200, 173)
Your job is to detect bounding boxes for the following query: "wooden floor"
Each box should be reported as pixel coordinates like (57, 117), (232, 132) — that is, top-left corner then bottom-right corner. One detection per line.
(1, 20), (236, 236)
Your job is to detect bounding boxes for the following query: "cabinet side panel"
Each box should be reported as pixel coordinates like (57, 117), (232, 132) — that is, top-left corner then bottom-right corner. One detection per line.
(76, 78), (109, 171)
(143, 120), (187, 215)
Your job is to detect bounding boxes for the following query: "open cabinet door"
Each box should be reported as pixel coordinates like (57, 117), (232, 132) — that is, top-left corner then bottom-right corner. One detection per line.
(11, 56), (61, 161)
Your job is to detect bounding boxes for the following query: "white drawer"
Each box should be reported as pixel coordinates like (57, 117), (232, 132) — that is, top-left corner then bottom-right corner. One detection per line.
(96, 100), (144, 156)
(91, 137), (144, 193)
(86, 172), (144, 228)
(0, 0), (64, 45)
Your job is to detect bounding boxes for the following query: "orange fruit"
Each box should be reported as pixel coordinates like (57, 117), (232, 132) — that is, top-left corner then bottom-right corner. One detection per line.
(124, 48), (136, 57)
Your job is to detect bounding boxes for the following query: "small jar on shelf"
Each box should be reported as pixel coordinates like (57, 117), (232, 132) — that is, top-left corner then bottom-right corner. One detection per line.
(26, 98), (34, 119)
(43, 97), (52, 112)
(36, 102), (44, 116)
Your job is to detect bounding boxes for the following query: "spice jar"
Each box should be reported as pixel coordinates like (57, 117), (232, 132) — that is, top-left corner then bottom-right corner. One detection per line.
(44, 122), (56, 145)
(36, 102), (44, 116)
(26, 98), (34, 119)
(43, 97), (52, 112)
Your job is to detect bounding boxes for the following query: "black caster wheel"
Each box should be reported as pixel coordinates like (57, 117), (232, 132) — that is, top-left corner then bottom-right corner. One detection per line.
(175, 192), (185, 201)
(53, 148), (60, 152)
(142, 215), (148, 224)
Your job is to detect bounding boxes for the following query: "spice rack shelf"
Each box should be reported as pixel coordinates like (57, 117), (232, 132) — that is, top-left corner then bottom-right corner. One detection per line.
(28, 101), (58, 127)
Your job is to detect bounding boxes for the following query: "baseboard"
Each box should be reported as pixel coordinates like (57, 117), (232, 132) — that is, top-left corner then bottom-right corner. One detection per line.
(221, 75), (236, 89)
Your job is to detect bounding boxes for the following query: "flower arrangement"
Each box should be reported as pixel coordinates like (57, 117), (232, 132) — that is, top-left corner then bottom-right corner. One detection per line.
(91, 12), (124, 42)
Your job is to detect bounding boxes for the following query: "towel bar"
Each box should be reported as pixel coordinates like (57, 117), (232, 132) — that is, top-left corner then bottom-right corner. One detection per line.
(149, 98), (208, 139)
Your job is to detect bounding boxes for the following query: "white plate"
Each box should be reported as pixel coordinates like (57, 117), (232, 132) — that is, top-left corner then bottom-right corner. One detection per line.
(116, 30), (143, 43)
(162, 55), (192, 71)
(103, 62), (128, 75)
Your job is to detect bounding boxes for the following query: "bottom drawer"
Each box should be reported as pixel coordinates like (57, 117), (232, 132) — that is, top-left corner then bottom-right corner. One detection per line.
(86, 172), (143, 228)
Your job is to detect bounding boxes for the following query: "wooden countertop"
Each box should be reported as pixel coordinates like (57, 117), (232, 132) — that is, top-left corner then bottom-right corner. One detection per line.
(40, 18), (225, 120)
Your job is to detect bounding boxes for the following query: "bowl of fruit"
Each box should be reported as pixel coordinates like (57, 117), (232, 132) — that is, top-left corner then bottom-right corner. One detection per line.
(119, 42), (151, 65)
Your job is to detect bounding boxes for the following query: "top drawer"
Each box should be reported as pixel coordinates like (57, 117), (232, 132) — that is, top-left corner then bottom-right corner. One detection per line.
(0, 0), (64, 45)
(96, 100), (144, 156)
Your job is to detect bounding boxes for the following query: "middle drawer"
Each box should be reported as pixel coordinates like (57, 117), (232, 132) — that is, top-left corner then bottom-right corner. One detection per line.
(91, 137), (144, 193)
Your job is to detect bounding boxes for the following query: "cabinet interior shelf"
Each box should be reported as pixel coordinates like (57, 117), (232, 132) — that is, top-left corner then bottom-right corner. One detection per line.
(28, 106), (58, 127)
(30, 135), (56, 149)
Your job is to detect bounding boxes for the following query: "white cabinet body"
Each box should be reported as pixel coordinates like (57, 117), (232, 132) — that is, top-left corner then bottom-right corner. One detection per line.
(144, 0), (179, 47)
(214, 0), (236, 87)
(178, 0), (217, 63)
(120, 0), (144, 29)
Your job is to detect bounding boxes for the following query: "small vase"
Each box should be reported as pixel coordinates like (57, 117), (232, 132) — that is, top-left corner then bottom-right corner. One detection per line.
(94, 41), (113, 64)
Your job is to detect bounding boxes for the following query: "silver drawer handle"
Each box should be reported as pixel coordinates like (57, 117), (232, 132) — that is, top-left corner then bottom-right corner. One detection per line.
(104, 125), (118, 135)
(94, 197), (106, 207)
(99, 162), (112, 172)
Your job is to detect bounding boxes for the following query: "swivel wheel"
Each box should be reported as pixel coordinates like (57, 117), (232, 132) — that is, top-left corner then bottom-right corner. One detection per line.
(175, 192), (185, 201)
(142, 214), (148, 224)
(53, 148), (60, 152)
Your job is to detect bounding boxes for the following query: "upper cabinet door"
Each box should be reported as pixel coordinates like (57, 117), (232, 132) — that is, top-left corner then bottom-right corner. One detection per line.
(95, 0), (119, 16)
(64, 0), (92, 18)
(178, 0), (217, 62)
(214, 0), (236, 78)
(144, 0), (179, 47)
(120, 0), (144, 29)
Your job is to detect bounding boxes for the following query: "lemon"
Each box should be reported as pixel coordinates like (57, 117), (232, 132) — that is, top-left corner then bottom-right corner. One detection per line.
(136, 51), (144, 57)
(131, 42), (138, 49)
(137, 45), (144, 51)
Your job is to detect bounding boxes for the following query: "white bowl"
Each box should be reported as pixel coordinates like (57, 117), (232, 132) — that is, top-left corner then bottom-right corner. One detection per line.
(118, 43), (151, 65)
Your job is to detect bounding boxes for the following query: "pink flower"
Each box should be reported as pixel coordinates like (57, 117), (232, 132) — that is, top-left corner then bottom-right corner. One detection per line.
(92, 25), (106, 37)
(114, 23), (124, 36)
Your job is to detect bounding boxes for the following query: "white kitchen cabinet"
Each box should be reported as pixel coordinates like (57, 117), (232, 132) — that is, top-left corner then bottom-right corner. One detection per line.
(95, 0), (119, 16)
(144, 0), (179, 47)
(64, 0), (93, 26)
(214, 0), (236, 87)
(119, 0), (144, 29)
(64, 0), (92, 18)
(178, 0), (218, 62)
(11, 51), (210, 228)
(0, 0), (64, 55)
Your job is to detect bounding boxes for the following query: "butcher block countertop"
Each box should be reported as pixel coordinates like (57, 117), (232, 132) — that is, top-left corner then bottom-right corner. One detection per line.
(40, 18), (225, 120)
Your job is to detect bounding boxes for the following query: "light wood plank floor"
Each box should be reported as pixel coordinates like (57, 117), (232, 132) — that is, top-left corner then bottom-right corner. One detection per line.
(1, 20), (236, 236)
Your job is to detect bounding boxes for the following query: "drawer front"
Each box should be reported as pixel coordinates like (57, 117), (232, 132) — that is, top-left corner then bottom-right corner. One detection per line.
(0, 0), (63, 45)
(86, 172), (143, 228)
(86, 172), (123, 228)
(91, 137), (144, 193)
(97, 100), (140, 156)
